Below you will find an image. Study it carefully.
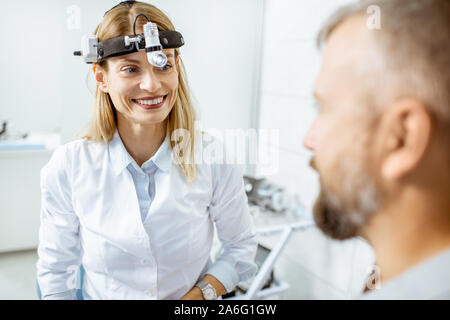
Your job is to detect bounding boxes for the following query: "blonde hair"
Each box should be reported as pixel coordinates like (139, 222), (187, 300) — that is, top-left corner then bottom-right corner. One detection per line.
(79, 1), (197, 183)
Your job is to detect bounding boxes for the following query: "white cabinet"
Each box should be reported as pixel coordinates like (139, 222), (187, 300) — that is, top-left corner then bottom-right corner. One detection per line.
(0, 149), (52, 252)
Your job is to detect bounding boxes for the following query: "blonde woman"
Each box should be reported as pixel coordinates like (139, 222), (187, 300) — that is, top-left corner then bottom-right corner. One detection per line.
(36, 1), (257, 300)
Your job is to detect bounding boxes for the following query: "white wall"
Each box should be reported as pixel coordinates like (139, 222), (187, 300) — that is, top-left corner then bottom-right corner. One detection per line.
(258, 0), (357, 211)
(0, 0), (263, 145)
(0, 0), (64, 137)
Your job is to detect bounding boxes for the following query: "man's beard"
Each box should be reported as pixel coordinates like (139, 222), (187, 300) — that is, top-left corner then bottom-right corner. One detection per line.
(310, 157), (382, 240)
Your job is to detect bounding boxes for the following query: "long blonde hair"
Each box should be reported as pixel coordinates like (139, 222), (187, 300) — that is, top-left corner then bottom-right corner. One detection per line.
(79, 1), (197, 183)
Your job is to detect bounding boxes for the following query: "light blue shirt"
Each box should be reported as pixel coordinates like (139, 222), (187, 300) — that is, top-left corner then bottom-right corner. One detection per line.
(126, 147), (160, 224)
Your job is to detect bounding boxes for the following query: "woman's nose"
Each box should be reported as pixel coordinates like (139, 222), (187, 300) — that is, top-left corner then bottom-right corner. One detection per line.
(140, 70), (162, 92)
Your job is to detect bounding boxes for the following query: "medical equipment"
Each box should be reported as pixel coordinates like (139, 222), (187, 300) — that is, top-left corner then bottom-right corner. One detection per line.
(0, 121), (31, 144)
(224, 221), (316, 300)
(0, 121), (7, 138)
(244, 176), (289, 212)
(141, 15), (168, 68)
(73, 10), (184, 67)
(244, 175), (308, 217)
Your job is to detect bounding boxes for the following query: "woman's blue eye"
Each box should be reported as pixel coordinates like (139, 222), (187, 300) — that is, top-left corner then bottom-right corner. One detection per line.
(124, 67), (137, 73)
(159, 64), (172, 71)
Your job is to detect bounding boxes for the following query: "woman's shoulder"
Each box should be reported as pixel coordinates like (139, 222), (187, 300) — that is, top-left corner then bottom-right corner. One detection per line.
(64, 136), (108, 155)
(45, 137), (108, 171)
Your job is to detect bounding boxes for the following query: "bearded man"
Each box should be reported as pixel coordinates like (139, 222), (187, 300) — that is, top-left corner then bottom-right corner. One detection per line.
(303, 0), (450, 299)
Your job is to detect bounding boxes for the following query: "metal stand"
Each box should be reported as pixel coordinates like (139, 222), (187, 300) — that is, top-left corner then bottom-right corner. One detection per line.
(226, 220), (315, 300)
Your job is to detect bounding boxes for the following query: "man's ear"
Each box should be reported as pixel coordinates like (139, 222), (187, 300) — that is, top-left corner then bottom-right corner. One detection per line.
(93, 64), (109, 93)
(378, 98), (432, 181)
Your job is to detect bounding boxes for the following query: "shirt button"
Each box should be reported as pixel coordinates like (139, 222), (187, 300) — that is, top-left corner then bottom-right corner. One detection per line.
(141, 259), (148, 264)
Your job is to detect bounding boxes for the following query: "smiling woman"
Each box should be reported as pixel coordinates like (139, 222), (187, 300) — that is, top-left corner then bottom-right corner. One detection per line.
(36, 0), (258, 301)
(83, 1), (196, 179)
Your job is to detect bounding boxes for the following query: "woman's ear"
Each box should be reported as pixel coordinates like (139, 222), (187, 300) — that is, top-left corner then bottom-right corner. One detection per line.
(93, 64), (109, 93)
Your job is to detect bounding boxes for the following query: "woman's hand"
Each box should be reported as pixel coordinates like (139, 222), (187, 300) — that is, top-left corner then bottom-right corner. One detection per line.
(180, 274), (227, 300)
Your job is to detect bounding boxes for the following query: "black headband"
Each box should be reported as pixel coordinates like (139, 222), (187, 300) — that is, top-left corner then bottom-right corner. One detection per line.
(74, 2), (185, 63)
(97, 30), (185, 61)
(97, 1), (184, 61)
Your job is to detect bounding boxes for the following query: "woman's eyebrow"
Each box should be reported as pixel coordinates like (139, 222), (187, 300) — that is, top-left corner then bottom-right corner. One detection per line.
(118, 58), (141, 64)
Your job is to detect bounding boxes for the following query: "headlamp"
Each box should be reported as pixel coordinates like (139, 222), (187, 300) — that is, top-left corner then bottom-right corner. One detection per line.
(74, 14), (184, 67)
(143, 21), (167, 68)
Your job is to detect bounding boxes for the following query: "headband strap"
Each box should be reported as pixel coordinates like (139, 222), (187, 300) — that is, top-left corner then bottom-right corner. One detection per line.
(97, 30), (184, 60)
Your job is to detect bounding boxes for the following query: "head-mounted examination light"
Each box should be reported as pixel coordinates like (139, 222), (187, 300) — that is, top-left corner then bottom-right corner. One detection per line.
(73, 13), (184, 68)
(143, 19), (167, 68)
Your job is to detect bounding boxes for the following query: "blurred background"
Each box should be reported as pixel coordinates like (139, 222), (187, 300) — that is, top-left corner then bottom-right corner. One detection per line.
(0, 0), (375, 299)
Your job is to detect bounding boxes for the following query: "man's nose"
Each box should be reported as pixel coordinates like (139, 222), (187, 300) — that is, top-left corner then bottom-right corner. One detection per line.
(303, 120), (318, 151)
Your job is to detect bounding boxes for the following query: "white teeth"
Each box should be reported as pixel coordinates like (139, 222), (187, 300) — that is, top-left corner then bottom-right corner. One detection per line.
(136, 97), (164, 105)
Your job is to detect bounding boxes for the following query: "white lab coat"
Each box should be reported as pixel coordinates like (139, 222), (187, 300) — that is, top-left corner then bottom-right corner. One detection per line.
(36, 130), (258, 299)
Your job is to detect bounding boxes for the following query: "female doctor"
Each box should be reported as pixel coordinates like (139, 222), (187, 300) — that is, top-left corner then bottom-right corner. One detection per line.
(36, 1), (257, 300)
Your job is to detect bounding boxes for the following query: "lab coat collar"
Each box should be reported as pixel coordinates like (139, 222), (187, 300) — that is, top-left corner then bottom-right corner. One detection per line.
(150, 135), (172, 173)
(109, 129), (172, 176)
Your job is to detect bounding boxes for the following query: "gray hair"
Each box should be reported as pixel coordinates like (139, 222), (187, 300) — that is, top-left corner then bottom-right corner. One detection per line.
(317, 0), (450, 126)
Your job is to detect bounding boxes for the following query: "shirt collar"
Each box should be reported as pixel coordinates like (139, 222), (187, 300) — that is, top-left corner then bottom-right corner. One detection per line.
(108, 129), (172, 176)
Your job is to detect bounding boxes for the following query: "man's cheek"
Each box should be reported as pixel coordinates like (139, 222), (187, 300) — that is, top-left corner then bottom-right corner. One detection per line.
(315, 144), (350, 193)
(315, 134), (341, 171)
(314, 149), (336, 191)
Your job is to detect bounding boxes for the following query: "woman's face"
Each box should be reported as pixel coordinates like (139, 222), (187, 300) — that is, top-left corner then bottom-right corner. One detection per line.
(97, 48), (179, 126)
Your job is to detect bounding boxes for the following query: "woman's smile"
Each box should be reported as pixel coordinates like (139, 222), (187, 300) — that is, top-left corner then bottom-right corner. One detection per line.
(132, 95), (168, 110)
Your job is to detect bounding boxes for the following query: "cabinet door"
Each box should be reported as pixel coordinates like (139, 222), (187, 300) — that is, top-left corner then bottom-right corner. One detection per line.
(0, 150), (52, 252)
